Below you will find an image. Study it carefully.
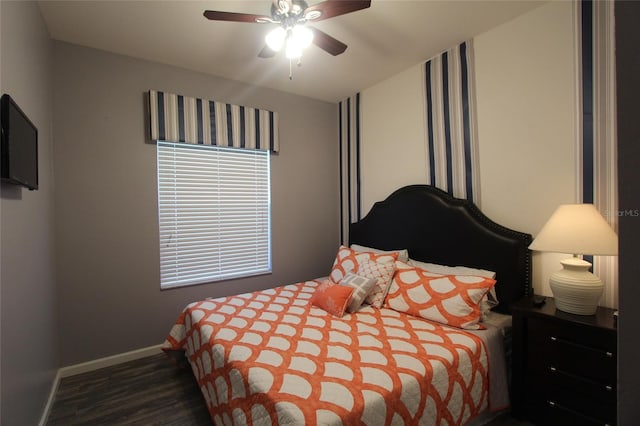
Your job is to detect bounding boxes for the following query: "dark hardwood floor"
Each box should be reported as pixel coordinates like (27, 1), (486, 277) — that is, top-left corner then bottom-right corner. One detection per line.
(46, 353), (210, 425)
(45, 353), (533, 425)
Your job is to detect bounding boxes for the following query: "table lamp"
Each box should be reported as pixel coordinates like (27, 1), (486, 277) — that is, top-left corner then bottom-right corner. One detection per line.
(529, 204), (618, 315)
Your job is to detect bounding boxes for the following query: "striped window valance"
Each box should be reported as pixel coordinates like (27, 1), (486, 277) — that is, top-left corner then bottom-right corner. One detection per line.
(148, 90), (279, 153)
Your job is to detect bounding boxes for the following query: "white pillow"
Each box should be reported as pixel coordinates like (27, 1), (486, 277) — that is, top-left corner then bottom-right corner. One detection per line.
(407, 258), (499, 315)
(350, 244), (410, 263)
(407, 258), (496, 278)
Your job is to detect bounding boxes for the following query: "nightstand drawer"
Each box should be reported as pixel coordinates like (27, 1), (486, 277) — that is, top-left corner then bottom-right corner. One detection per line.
(527, 316), (615, 381)
(527, 368), (616, 423)
(529, 399), (614, 426)
(527, 315), (616, 352)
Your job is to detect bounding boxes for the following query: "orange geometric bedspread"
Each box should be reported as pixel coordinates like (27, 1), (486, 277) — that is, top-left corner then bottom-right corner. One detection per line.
(163, 280), (489, 425)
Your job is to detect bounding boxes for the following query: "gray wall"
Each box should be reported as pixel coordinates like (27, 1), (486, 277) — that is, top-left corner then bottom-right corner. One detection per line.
(616, 2), (640, 424)
(53, 42), (340, 366)
(0, 2), (57, 425)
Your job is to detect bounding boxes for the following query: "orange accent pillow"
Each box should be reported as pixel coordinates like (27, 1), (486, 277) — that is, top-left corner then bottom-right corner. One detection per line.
(329, 245), (398, 283)
(385, 262), (496, 330)
(311, 280), (354, 317)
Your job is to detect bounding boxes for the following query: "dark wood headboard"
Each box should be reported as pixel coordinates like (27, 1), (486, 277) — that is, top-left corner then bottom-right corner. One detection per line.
(349, 185), (532, 314)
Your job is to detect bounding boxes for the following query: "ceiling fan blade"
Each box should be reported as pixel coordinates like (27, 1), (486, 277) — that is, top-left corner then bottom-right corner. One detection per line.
(309, 27), (347, 56)
(258, 45), (277, 58)
(203, 10), (272, 23)
(304, 0), (371, 22)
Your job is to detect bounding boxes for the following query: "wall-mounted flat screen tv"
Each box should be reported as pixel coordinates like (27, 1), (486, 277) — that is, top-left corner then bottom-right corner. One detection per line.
(1, 94), (38, 191)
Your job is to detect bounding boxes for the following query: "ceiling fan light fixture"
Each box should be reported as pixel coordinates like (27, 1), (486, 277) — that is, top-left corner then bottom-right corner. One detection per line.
(265, 27), (286, 51)
(304, 10), (322, 21)
(292, 25), (313, 49)
(284, 25), (313, 59)
(205, 0), (372, 63)
(277, 0), (291, 14)
(285, 39), (303, 59)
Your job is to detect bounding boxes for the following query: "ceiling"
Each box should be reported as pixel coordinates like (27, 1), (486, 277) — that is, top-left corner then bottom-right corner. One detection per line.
(38, 0), (546, 103)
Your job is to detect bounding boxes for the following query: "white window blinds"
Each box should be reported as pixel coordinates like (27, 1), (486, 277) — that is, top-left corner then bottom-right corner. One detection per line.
(157, 141), (271, 289)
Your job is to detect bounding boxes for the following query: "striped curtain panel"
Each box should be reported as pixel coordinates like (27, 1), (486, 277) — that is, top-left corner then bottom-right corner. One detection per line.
(424, 40), (480, 204)
(577, 0), (618, 308)
(339, 94), (361, 245)
(148, 90), (279, 152)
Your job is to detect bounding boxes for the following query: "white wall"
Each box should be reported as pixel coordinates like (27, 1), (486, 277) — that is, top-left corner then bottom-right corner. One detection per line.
(0, 2), (56, 425)
(360, 1), (578, 296)
(361, 65), (427, 213)
(474, 1), (577, 296)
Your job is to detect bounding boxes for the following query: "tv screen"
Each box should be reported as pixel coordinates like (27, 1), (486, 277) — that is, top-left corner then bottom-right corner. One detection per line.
(1, 94), (38, 190)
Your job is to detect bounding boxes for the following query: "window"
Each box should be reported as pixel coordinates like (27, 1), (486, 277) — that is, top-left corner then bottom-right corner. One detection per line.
(157, 141), (271, 289)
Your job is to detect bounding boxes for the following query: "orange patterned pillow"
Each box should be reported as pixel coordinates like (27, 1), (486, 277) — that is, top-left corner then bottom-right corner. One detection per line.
(329, 245), (398, 283)
(311, 280), (354, 317)
(385, 262), (496, 329)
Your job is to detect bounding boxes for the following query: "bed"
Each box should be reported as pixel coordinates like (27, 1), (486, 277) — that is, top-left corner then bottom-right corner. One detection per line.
(163, 184), (532, 425)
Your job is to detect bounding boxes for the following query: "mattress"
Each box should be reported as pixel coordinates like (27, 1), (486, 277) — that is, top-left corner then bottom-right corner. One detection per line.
(163, 279), (510, 425)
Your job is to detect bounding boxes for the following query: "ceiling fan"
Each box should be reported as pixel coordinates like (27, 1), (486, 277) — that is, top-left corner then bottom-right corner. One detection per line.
(203, 0), (371, 60)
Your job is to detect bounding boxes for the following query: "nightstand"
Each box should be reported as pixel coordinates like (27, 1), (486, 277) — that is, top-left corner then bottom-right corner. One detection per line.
(511, 296), (617, 426)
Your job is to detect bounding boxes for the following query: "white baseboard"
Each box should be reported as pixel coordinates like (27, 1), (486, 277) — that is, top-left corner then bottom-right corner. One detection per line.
(39, 343), (164, 426)
(58, 343), (163, 378)
(39, 370), (62, 426)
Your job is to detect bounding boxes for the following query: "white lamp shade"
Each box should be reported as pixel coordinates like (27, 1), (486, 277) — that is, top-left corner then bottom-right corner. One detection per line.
(529, 204), (618, 255)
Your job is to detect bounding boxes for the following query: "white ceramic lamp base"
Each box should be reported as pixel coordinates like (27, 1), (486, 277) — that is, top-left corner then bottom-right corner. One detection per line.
(549, 257), (603, 315)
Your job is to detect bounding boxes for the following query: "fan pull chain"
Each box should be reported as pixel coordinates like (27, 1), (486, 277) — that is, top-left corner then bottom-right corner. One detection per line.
(288, 57), (303, 80)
